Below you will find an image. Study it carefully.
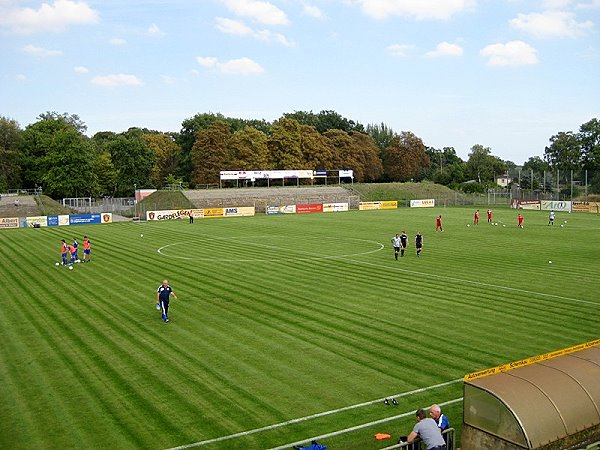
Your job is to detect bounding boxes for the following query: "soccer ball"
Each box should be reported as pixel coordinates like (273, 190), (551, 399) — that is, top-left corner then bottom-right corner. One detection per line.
(140, 234), (144, 238)
(69, 266), (74, 270)
(55, 262), (60, 266)
(467, 224), (470, 227)
(502, 224), (506, 227)
(548, 261), (552, 264)
(560, 224), (564, 228)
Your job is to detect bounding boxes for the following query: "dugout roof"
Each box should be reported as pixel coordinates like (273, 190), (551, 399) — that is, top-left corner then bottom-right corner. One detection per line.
(464, 345), (600, 449)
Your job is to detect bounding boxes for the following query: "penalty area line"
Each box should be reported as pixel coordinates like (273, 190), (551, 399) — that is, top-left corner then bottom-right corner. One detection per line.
(165, 378), (461, 450)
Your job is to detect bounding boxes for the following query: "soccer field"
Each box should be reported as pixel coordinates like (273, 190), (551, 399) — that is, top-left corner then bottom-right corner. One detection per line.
(1, 207), (598, 450)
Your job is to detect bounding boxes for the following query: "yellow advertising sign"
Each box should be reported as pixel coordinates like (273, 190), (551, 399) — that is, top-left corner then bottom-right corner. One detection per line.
(380, 201), (398, 209)
(204, 208), (224, 218)
(464, 338), (600, 381)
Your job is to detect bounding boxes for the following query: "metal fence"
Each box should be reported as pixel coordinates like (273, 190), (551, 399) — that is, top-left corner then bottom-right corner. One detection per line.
(379, 428), (456, 450)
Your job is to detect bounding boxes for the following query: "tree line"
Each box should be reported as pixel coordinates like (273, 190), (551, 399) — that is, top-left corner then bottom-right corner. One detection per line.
(0, 110), (598, 198)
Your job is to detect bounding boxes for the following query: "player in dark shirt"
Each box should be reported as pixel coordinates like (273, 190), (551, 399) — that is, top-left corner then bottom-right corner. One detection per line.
(415, 232), (423, 256)
(156, 279), (178, 323)
(400, 231), (408, 257)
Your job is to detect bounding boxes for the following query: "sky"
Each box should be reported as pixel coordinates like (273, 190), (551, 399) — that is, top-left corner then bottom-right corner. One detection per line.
(1, 0), (599, 165)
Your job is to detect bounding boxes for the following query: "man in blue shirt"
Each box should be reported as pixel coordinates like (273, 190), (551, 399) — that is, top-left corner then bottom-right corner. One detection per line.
(156, 279), (178, 323)
(430, 404), (450, 445)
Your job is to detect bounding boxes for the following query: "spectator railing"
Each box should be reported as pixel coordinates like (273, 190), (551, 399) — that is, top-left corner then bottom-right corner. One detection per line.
(379, 428), (456, 450)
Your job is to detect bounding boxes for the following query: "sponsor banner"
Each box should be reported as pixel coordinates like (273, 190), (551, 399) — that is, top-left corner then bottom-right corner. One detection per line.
(0, 217), (19, 229)
(58, 215), (70, 226)
(70, 214), (102, 225)
(380, 201), (398, 209)
(540, 200), (571, 212)
(573, 201), (600, 213)
(224, 207), (255, 217)
(359, 202), (382, 210)
(323, 202), (349, 212)
(266, 205), (297, 215)
(313, 169), (327, 178)
(410, 199), (435, 208)
(204, 207), (224, 218)
(296, 203), (323, 214)
(147, 209), (193, 221)
(464, 338), (600, 382)
(23, 216), (49, 227)
(339, 169), (354, 178)
(47, 216), (59, 226)
(220, 169), (315, 181)
(521, 201), (540, 210)
(101, 213), (113, 224)
(189, 209), (204, 218)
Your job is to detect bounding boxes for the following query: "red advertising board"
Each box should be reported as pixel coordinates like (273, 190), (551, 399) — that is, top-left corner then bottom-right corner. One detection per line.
(296, 203), (323, 214)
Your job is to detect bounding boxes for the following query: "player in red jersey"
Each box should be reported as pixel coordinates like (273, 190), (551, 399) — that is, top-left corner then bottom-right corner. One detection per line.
(474, 209), (480, 225)
(435, 215), (443, 232)
(487, 209), (492, 223)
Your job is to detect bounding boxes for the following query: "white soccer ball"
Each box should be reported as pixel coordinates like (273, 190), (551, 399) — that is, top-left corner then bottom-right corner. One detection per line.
(502, 224), (506, 227)
(69, 265), (74, 270)
(564, 220), (567, 223)
(560, 224), (564, 228)
(548, 261), (552, 264)
(467, 224), (470, 227)
(494, 223), (498, 226)
(55, 262), (60, 266)
(140, 234), (144, 237)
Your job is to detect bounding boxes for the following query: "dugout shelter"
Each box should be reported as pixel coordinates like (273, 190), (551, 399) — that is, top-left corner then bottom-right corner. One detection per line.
(461, 340), (600, 450)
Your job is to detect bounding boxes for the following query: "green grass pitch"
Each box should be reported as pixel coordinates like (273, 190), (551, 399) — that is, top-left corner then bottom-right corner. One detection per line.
(0, 207), (598, 449)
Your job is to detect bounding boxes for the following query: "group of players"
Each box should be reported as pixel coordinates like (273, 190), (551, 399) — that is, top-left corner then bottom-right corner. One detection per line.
(60, 236), (91, 265)
(391, 231), (423, 260)
(391, 208), (540, 260)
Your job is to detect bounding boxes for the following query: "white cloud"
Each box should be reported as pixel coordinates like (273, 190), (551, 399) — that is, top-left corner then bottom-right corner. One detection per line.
(91, 74), (143, 87)
(510, 10), (594, 37)
(577, 0), (600, 9)
(16, 74), (27, 81)
(425, 41), (464, 57)
(196, 56), (265, 75)
(386, 43), (415, 57)
(215, 17), (294, 46)
(216, 17), (253, 35)
(23, 44), (62, 57)
(0, 0), (98, 34)
(221, 0), (289, 25)
(74, 66), (89, 74)
(480, 40), (538, 66)
(358, 0), (476, 20)
(147, 23), (165, 36)
(542, 0), (573, 8)
(302, 3), (324, 19)
(110, 38), (127, 46)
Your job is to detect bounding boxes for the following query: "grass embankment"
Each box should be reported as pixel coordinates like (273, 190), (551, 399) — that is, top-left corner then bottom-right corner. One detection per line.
(348, 182), (465, 203)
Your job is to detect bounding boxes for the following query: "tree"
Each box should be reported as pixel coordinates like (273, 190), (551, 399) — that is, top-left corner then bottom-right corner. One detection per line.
(0, 116), (23, 191)
(383, 131), (430, 181)
(104, 128), (155, 196)
(20, 112), (98, 197)
(283, 110), (364, 134)
(190, 121), (231, 185)
(144, 133), (181, 188)
(366, 122), (396, 158)
(350, 132), (384, 182)
(299, 124), (334, 169)
(544, 131), (581, 170)
(268, 118), (305, 169)
(465, 144), (506, 183)
(579, 118), (600, 170)
(229, 127), (271, 170)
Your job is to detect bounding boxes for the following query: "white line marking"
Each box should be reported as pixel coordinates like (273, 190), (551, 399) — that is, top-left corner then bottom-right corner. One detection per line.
(341, 257), (599, 306)
(269, 397), (464, 450)
(157, 236), (385, 262)
(166, 378), (462, 449)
